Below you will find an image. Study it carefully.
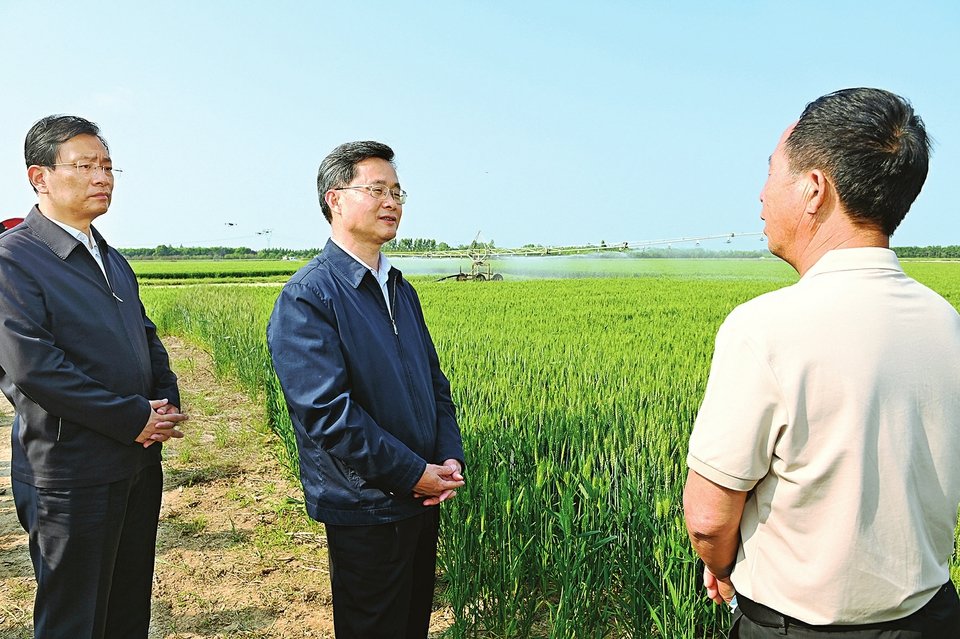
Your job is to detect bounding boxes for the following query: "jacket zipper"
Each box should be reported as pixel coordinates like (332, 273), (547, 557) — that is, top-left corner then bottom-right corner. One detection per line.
(389, 279), (398, 335)
(101, 252), (150, 394)
(386, 276), (426, 429)
(103, 262), (124, 303)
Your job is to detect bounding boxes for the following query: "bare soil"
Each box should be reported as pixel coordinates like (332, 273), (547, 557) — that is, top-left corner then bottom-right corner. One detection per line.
(0, 337), (453, 638)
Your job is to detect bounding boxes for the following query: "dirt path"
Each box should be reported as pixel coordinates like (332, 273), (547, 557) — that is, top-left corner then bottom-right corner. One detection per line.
(0, 338), (452, 638)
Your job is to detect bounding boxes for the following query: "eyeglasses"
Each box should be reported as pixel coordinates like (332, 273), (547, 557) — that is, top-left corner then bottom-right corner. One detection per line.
(334, 184), (407, 204)
(51, 162), (123, 177)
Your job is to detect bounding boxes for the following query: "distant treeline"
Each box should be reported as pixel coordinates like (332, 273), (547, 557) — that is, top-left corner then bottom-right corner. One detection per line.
(382, 238), (497, 252)
(120, 238), (493, 259)
(892, 246), (960, 258)
(383, 238), (452, 252)
(118, 242), (960, 260)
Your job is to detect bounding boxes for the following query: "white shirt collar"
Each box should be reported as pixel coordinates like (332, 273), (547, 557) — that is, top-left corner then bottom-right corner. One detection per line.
(331, 237), (391, 281)
(47, 217), (97, 249)
(802, 247), (902, 281)
(45, 215), (108, 281)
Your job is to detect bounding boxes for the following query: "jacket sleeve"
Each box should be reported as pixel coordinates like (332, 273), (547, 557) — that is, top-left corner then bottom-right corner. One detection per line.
(110, 248), (183, 404)
(267, 281), (427, 495)
(0, 253), (150, 444)
(143, 306), (180, 407)
(114, 254), (180, 407)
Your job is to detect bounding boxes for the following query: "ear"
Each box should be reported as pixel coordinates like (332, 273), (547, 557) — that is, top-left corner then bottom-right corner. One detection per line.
(802, 169), (828, 215)
(324, 189), (341, 217)
(27, 165), (49, 193)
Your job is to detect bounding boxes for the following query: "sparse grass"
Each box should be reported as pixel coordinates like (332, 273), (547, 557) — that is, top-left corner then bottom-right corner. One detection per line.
(173, 439), (194, 464)
(258, 481), (277, 498)
(0, 578), (34, 633)
(174, 355), (197, 376)
(185, 391), (221, 417)
(226, 518), (247, 544)
(1, 578), (33, 600)
(165, 464), (243, 488)
(225, 486), (255, 508)
(253, 497), (324, 557)
(213, 424), (231, 448)
(167, 514), (208, 536)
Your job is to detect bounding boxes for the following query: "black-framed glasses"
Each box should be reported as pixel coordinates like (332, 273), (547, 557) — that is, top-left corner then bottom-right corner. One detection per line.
(51, 161), (122, 177)
(334, 184), (406, 204)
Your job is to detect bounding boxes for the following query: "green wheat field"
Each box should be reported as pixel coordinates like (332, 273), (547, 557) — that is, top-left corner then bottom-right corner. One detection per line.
(139, 258), (960, 638)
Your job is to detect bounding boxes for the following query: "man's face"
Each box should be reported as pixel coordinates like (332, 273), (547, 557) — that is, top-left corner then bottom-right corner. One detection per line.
(36, 134), (114, 221)
(331, 157), (402, 248)
(759, 124), (806, 261)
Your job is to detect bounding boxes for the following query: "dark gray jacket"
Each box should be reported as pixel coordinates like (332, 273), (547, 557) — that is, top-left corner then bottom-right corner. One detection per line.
(267, 241), (464, 525)
(0, 207), (179, 488)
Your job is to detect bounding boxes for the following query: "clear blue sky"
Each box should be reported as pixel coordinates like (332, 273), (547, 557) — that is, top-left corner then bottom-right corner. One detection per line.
(1, 1), (957, 251)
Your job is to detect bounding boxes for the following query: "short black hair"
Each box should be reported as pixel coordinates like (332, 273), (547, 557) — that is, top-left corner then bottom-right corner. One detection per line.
(24, 115), (109, 194)
(785, 88), (930, 236)
(316, 141), (395, 223)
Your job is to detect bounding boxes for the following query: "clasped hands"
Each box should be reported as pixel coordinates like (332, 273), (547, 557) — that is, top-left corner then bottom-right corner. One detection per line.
(134, 398), (189, 448)
(412, 459), (464, 506)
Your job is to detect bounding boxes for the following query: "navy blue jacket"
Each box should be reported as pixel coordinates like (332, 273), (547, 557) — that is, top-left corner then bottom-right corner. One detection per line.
(267, 241), (463, 525)
(0, 207), (180, 488)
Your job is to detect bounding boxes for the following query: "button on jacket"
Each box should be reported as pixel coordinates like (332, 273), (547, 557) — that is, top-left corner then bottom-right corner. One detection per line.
(0, 207), (180, 488)
(267, 240), (464, 525)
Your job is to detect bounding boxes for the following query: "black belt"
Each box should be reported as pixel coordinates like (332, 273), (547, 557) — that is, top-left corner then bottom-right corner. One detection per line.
(737, 582), (958, 633)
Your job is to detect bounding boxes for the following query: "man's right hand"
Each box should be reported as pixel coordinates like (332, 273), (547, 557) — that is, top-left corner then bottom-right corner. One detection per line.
(135, 398), (188, 448)
(703, 566), (736, 605)
(412, 462), (464, 505)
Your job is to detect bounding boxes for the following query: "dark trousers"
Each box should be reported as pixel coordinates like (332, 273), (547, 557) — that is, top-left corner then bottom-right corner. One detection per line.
(324, 507), (440, 639)
(733, 582), (960, 638)
(12, 463), (163, 639)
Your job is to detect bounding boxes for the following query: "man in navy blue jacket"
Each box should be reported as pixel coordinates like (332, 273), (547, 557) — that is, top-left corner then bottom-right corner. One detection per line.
(0, 115), (188, 638)
(268, 141), (465, 639)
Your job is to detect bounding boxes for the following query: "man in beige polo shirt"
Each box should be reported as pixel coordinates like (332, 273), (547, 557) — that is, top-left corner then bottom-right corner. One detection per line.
(683, 88), (960, 637)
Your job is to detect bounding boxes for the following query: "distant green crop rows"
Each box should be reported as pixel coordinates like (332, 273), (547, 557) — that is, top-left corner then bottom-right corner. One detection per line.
(141, 262), (960, 638)
(131, 259), (307, 280)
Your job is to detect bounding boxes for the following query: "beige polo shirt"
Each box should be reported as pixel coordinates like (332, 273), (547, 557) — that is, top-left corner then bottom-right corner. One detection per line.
(688, 248), (960, 624)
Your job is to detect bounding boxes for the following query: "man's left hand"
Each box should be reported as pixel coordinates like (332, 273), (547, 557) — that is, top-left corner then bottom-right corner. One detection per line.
(415, 459), (463, 506)
(137, 400), (188, 448)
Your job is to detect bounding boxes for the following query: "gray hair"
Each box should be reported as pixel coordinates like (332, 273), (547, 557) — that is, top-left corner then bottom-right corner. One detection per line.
(316, 141), (395, 223)
(25, 115), (109, 194)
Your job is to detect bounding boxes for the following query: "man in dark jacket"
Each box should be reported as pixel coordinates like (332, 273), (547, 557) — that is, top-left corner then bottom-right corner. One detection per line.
(0, 115), (188, 639)
(268, 141), (465, 639)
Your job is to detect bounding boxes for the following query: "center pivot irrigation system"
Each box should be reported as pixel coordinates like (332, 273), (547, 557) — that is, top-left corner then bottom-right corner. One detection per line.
(385, 231), (765, 281)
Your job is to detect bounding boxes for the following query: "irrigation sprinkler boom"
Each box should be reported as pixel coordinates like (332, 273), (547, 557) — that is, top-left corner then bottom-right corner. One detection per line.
(384, 231), (765, 281)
